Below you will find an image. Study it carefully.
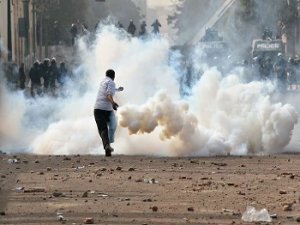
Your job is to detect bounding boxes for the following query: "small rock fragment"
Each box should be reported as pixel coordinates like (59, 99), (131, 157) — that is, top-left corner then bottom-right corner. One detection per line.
(84, 217), (94, 224)
(82, 191), (88, 198)
(187, 207), (194, 212)
(152, 206), (158, 212)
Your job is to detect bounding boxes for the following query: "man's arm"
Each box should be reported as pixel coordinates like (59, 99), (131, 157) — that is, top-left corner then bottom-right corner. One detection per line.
(107, 94), (119, 110)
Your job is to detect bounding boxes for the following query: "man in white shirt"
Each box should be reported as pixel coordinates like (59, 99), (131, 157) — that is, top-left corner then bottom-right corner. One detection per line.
(94, 69), (121, 156)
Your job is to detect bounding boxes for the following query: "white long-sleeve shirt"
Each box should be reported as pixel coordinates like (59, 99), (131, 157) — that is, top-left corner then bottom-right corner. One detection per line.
(94, 76), (116, 111)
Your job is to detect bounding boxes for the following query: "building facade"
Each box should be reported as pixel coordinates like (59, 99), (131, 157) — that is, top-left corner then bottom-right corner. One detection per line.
(0, 0), (35, 67)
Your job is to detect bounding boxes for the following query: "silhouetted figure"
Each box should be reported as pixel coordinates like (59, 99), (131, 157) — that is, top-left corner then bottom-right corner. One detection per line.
(81, 23), (89, 36)
(139, 21), (147, 36)
(70, 23), (78, 46)
(53, 21), (60, 45)
(58, 62), (68, 86)
(274, 53), (287, 92)
(287, 57), (298, 89)
(151, 19), (161, 34)
(29, 61), (42, 97)
(41, 58), (50, 93)
(260, 57), (273, 79)
(117, 21), (124, 29)
(19, 63), (26, 90)
(48, 57), (59, 96)
(127, 20), (136, 36)
(262, 27), (273, 40)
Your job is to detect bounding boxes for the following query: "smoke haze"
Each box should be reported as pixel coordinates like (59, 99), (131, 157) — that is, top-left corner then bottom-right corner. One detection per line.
(0, 23), (298, 156)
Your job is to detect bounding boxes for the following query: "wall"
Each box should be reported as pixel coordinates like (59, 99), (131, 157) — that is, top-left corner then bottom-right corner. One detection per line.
(0, 0), (8, 61)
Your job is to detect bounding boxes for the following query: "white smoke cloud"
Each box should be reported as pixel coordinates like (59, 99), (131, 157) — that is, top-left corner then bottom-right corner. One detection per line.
(119, 66), (298, 156)
(0, 24), (298, 156)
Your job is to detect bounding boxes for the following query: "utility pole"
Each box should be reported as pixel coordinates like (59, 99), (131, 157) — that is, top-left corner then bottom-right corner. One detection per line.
(32, 0), (36, 59)
(23, 0), (30, 57)
(7, 0), (12, 61)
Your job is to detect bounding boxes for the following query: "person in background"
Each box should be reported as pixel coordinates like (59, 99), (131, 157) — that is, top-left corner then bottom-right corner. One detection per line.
(127, 19), (136, 36)
(58, 62), (68, 86)
(151, 19), (161, 34)
(19, 63), (26, 90)
(41, 58), (50, 94)
(48, 57), (59, 96)
(139, 21), (147, 36)
(29, 60), (42, 97)
(70, 23), (78, 46)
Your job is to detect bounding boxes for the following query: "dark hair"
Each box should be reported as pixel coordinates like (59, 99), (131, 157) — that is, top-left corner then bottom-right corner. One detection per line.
(106, 69), (115, 80)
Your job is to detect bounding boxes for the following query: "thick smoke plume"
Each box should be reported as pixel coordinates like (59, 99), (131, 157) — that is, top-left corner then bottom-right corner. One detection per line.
(0, 23), (298, 156)
(119, 68), (298, 156)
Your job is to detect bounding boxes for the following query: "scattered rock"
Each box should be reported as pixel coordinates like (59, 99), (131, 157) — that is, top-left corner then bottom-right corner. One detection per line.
(15, 187), (25, 192)
(283, 203), (293, 211)
(187, 207), (194, 212)
(53, 192), (64, 197)
(270, 214), (278, 219)
(57, 213), (65, 221)
(116, 166), (122, 171)
(128, 168), (135, 171)
(84, 217), (94, 224)
(152, 206), (158, 212)
(47, 167), (52, 171)
(24, 187), (46, 193)
(0, 211), (5, 216)
(144, 178), (158, 184)
(296, 217), (300, 222)
(211, 162), (227, 167)
(82, 191), (88, 198)
(279, 190), (287, 195)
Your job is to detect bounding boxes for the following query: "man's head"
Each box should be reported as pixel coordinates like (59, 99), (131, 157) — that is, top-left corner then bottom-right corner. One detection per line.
(106, 69), (115, 80)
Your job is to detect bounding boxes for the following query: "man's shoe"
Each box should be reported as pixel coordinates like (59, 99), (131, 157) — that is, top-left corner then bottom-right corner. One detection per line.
(105, 145), (114, 157)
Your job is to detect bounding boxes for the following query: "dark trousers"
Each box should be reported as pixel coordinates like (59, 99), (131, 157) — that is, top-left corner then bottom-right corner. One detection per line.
(94, 109), (112, 149)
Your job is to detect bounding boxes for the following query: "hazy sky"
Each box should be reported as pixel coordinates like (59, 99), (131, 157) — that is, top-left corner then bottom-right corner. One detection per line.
(148, 0), (174, 8)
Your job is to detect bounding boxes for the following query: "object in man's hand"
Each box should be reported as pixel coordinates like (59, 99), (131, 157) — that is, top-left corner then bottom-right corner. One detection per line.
(113, 102), (119, 110)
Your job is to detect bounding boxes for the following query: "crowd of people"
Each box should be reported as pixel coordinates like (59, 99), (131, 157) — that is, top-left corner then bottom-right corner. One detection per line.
(251, 53), (300, 91)
(28, 57), (68, 97)
(118, 19), (162, 36)
(2, 58), (69, 98)
(68, 19), (162, 47)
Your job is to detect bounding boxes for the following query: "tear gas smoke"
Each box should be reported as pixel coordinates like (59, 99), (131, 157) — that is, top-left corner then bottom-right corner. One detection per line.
(0, 23), (297, 156)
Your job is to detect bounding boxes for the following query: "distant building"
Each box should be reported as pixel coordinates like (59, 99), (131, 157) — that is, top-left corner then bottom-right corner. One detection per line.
(0, 0), (35, 66)
(0, 0), (8, 61)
